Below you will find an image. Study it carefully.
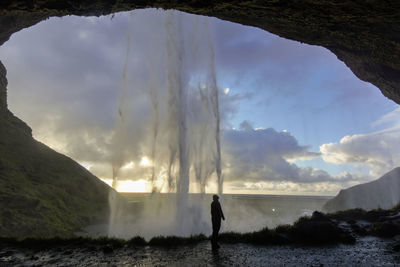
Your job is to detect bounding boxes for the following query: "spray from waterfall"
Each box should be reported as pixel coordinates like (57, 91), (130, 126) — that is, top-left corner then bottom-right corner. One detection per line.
(108, 36), (131, 236)
(112, 35), (131, 188)
(164, 11), (192, 233)
(107, 10), (223, 237)
(148, 62), (160, 193)
(206, 27), (223, 196)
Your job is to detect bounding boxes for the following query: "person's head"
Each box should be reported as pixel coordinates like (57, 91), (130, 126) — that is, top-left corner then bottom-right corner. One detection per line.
(213, 194), (219, 201)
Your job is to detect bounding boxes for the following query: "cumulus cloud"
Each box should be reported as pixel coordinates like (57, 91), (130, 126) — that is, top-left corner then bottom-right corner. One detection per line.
(320, 130), (400, 177)
(320, 106), (400, 177)
(225, 180), (360, 196)
(222, 125), (363, 185)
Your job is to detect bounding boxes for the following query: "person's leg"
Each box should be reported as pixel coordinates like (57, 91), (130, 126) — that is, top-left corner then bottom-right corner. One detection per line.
(212, 227), (217, 248)
(215, 220), (221, 247)
(214, 220), (221, 248)
(211, 219), (220, 248)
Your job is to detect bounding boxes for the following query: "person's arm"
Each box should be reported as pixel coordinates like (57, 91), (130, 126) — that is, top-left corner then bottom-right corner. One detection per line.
(219, 203), (225, 220)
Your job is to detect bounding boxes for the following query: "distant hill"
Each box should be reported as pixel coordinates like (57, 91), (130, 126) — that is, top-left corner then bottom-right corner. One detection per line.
(0, 111), (116, 238)
(323, 167), (400, 212)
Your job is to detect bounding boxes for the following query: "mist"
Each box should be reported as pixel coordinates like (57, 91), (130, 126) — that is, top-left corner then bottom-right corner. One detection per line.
(106, 10), (225, 237)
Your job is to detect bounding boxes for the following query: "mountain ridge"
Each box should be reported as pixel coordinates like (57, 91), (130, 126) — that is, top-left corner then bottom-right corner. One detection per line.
(323, 167), (400, 212)
(0, 109), (116, 238)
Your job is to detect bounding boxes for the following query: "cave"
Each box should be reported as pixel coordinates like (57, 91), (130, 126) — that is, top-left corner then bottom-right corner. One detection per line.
(0, 0), (399, 239)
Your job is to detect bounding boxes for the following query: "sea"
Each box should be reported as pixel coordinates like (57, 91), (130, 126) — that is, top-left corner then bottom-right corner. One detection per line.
(81, 193), (332, 240)
(80, 193), (331, 239)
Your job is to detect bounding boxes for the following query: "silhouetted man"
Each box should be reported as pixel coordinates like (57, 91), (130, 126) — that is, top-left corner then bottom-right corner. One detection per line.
(211, 194), (225, 249)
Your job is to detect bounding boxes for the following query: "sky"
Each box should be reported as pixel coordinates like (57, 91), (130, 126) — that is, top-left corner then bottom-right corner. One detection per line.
(0, 9), (399, 196)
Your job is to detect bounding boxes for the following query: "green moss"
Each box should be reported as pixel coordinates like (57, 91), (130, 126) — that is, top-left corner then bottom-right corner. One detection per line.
(290, 215), (355, 245)
(370, 222), (400, 238)
(219, 227), (289, 245)
(326, 208), (367, 221)
(326, 207), (397, 223)
(127, 236), (147, 246)
(274, 224), (292, 234)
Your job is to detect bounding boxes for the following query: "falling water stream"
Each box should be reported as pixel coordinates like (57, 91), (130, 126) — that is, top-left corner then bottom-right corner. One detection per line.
(107, 10), (223, 237)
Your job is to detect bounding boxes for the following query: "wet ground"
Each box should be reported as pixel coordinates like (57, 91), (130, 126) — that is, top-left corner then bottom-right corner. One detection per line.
(1, 237), (399, 266)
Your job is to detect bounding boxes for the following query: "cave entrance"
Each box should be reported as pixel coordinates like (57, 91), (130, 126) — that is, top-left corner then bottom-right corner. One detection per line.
(0, 9), (398, 238)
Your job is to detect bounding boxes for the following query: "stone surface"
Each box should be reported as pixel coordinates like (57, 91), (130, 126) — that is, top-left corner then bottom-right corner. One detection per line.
(0, 238), (398, 266)
(0, 0), (399, 105)
(0, 61), (7, 112)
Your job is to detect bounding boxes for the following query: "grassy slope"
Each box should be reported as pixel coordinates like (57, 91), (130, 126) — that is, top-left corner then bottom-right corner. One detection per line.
(0, 111), (113, 238)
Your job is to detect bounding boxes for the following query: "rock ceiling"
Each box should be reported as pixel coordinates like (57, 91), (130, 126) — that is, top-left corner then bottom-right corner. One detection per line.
(0, 1), (399, 105)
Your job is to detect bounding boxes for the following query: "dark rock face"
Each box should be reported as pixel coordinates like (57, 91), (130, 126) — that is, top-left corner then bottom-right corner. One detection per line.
(0, 108), (114, 237)
(0, 61), (7, 112)
(0, 1), (400, 104)
(324, 167), (400, 212)
(291, 211), (355, 244)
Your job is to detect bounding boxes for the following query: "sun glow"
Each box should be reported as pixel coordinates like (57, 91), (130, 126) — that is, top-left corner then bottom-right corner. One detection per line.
(117, 179), (148, 192)
(140, 156), (152, 167)
(122, 161), (135, 169)
(101, 178), (149, 192)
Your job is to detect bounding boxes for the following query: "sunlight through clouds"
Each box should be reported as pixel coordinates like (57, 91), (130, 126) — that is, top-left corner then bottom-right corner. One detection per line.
(0, 9), (396, 195)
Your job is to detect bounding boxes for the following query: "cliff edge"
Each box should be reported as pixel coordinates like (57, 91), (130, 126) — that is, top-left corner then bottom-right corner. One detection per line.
(324, 167), (400, 212)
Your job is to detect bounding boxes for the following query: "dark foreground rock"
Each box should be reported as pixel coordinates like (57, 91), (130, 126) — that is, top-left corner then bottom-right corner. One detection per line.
(0, 237), (398, 266)
(289, 211), (356, 244)
(327, 205), (400, 239)
(219, 211), (355, 246)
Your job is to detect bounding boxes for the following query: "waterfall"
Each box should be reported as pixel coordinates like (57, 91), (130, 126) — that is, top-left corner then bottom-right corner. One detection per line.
(108, 9), (223, 238)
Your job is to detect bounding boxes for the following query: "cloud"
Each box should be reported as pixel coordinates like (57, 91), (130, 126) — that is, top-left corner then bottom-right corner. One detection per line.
(225, 179), (362, 196)
(1, 10), (250, 185)
(212, 18), (332, 78)
(221, 125), (364, 185)
(0, 9), (379, 195)
(320, 106), (400, 177)
(371, 106), (400, 129)
(320, 130), (400, 177)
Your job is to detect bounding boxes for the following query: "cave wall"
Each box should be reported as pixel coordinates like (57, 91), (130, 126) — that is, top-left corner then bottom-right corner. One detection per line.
(0, 61), (6, 112)
(0, 0), (399, 107)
